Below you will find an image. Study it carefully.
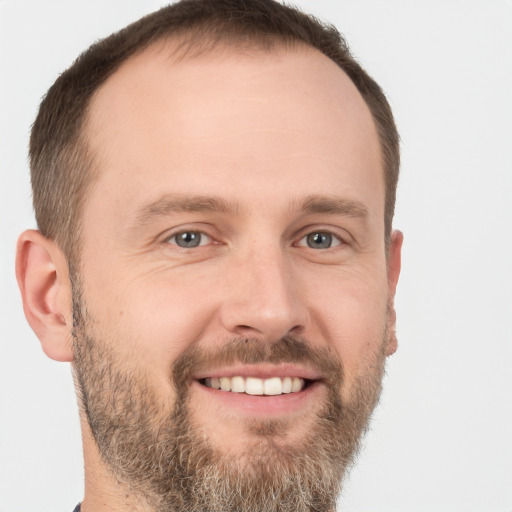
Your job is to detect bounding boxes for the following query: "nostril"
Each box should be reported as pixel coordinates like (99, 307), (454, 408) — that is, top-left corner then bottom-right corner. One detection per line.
(289, 324), (305, 335)
(234, 324), (265, 338)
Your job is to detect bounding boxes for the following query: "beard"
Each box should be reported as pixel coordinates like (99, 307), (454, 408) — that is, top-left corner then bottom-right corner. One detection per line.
(71, 285), (388, 512)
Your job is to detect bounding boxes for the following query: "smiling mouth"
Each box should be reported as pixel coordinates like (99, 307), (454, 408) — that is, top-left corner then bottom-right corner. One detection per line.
(199, 376), (314, 396)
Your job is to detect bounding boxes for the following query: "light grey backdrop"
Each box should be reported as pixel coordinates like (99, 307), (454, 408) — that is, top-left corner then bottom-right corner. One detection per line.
(1, 1), (511, 511)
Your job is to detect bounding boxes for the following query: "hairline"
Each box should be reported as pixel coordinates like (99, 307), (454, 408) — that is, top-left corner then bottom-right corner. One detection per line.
(55, 31), (396, 270)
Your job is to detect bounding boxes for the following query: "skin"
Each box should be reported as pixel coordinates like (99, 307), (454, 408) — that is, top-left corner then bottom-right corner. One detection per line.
(16, 43), (402, 511)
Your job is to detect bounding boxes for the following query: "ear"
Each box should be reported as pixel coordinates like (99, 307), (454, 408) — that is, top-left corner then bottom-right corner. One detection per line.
(16, 230), (74, 362)
(385, 229), (403, 356)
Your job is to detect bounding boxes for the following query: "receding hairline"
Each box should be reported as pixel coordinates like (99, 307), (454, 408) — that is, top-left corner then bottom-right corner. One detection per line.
(82, 31), (377, 180)
(77, 35), (308, 209)
(72, 33), (389, 270)
(30, 0), (399, 266)
(82, 35), (381, 216)
(87, 29), (324, 110)
(84, 32), (378, 168)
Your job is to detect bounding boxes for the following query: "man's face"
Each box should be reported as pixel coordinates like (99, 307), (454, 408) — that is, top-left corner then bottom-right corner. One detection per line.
(73, 43), (401, 511)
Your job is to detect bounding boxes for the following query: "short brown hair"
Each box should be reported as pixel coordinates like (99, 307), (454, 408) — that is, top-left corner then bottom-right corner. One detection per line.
(30, 0), (399, 266)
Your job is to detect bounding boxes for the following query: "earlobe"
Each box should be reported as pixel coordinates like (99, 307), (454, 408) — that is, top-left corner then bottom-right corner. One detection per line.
(385, 230), (403, 356)
(16, 230), (74, 362)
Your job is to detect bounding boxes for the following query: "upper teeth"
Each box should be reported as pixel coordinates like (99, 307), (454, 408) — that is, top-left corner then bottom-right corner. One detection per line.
(204, 376), (305, 395)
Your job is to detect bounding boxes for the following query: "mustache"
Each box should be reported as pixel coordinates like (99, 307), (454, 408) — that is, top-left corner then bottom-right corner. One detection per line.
(172, 335), (344, 394)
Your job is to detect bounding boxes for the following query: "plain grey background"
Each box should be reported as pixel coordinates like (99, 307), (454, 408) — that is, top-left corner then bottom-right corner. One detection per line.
(1, 1), (511, 511)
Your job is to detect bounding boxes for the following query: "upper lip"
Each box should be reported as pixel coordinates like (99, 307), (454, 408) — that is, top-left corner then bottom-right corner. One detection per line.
(193, 363), (322, 381)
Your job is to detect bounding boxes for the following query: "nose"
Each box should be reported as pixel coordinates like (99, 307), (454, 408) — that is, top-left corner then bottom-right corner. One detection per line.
(218, 246), (309, 341)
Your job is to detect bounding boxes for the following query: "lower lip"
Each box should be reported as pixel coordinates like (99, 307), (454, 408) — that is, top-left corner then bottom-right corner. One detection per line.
(192, 380), (323, 416)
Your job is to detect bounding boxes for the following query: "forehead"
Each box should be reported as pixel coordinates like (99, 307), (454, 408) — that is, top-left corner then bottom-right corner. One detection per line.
(84, 42), (382, 221)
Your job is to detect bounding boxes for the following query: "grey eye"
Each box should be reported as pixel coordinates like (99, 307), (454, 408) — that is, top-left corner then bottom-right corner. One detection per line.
(307, 232), (332, 249)
(298, 231), (341, 249)
(171, 231), (207, 248)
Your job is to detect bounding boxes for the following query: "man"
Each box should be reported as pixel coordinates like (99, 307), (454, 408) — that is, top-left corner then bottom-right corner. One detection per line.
(15, 0), (402, 510)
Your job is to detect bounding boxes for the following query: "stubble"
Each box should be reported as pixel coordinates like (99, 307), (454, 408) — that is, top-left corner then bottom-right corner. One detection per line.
(72, 284), (387, 512)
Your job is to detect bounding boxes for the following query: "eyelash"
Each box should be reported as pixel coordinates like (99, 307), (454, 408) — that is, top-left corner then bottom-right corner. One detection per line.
(165, 229), (345, 250)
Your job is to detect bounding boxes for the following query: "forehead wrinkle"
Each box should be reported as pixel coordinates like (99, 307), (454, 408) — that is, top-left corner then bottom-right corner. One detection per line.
(131, 193), (240, 228)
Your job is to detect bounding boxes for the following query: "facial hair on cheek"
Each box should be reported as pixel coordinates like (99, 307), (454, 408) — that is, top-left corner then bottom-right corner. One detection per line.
(71, 286), (388, 512)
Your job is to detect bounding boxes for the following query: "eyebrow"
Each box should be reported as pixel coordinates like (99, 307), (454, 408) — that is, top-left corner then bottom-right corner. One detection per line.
(131, 193), (369, 228)
(132, 194), (239, 227)
(298, 195), (369, 220)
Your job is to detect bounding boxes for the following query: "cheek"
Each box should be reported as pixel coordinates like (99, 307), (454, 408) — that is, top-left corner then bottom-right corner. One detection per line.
(305, 266), (389, 382)
(79, 267), (217, 397)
